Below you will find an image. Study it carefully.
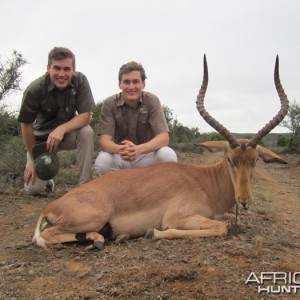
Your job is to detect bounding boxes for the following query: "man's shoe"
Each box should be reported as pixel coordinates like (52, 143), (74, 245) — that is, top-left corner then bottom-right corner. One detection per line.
(45, 179), (55, 193)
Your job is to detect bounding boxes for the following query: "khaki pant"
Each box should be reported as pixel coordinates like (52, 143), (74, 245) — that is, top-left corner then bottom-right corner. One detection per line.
(25, 125), (94, 195)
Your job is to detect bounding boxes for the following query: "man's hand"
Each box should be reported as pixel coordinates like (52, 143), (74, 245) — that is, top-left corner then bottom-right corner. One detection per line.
(24, 159), (36, 185)
(119, 140), (141, 161)
(47, 126), (65, 152)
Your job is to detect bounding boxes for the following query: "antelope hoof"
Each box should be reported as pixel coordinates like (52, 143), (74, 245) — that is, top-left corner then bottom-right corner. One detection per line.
(94, 241), (104, 250)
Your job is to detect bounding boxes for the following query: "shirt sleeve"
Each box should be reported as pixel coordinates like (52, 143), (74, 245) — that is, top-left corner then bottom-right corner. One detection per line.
(17, 82), (42, 123)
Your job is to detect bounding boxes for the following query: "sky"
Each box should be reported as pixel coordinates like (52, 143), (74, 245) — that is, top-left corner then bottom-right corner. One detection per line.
(1, 0), (299, 133)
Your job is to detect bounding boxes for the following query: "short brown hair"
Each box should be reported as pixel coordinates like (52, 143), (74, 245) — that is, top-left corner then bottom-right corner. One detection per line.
(48, 47), (76, 69)
(118, 61), (147, 82)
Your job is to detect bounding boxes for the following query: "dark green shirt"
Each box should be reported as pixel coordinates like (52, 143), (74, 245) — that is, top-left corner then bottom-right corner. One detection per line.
(98, 91), (169, 144)
(18, 72), (95, 137)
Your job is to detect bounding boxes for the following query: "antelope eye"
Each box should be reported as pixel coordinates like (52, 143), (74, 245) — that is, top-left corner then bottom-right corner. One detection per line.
(227, 158), (234, 168)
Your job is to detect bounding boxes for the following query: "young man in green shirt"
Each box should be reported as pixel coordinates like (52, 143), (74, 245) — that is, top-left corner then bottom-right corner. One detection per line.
(18, 47), (95, 195)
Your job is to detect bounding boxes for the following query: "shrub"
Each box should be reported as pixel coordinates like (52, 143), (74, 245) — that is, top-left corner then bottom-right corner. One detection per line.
(0, 136), (26, 193)
(277, 134), (289, 147)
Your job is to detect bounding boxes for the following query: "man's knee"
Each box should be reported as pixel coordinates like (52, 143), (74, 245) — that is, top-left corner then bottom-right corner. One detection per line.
(77, 125), (94, 142)
(156, 147), (177, 163)
(94, 152), (114, 176)
(60, 125), (94, 151)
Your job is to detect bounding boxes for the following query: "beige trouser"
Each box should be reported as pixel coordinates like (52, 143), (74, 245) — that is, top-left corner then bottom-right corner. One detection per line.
(94, 146), (178, 176)
(25, 125), (94, 195)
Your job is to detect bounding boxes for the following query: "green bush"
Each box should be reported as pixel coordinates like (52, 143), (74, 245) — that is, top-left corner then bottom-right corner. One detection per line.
(58, 150), (77, 168)
(288, 129), (300, 153)
(277, 134), (289, 147)
(55, 169), (79, 186)
(196, 132), (226, 142)
(171, 142), (203, 153)
(55, 150), (79, 186)
(0, 106), (20, 136)
(0, 136), (26, 193)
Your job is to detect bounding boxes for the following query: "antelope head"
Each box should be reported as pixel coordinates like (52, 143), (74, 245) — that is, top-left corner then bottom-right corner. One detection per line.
(197, 55), (289, 209)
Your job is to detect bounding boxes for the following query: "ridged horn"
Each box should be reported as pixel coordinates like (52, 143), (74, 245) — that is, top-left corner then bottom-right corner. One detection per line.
(196, 54), (239, 148)
(248, 56), (289, 148)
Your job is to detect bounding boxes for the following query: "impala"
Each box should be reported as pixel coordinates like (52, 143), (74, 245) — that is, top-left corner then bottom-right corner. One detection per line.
(33, 55), (289, 250)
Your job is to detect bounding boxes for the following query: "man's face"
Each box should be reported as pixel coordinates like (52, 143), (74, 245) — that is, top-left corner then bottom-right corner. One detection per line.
(119, 71), (145, 105)
(47, 58), (75, 90)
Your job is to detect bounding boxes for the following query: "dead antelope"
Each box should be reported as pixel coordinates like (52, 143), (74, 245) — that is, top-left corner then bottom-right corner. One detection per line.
(33, 55), (289, 250)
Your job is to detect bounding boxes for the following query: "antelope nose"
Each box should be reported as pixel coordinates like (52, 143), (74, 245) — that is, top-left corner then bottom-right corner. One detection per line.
(241, 203), (249, 210)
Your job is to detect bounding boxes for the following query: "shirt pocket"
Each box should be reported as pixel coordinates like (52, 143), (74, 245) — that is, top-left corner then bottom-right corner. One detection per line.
(65, 89), (76, 116)
(138, 108), (148, 124)
(40, 95), (57, 113)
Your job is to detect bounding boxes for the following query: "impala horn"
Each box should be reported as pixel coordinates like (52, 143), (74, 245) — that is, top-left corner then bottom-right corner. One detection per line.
(196, 54), (239, 148)
(196, 55), (289, 149)
(248, 56), (289, 148)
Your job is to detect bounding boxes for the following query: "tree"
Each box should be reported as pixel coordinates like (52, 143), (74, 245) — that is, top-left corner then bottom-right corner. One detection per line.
(91, 101), (103, 130)
(0, 51), (28, 190)
(162, 105), (174, 129)
(0, 104), (20, 136)
(281, 100), (300, 135)
(0, 50), (27, 101)
(162, 105), (202, 152)
(0, 51), (27, 137)
(280, 100), (300, 152)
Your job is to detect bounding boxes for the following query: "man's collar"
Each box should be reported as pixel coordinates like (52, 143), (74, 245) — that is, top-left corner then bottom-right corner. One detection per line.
(117, 92), (143, 107)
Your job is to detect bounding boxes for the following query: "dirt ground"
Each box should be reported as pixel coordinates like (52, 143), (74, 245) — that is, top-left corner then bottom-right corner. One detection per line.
(0, 151), (299, 300)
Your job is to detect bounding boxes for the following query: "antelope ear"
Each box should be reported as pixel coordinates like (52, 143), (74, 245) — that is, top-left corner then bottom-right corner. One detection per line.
(257, 145), (287, 164)
(200, 141), (229, 152)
